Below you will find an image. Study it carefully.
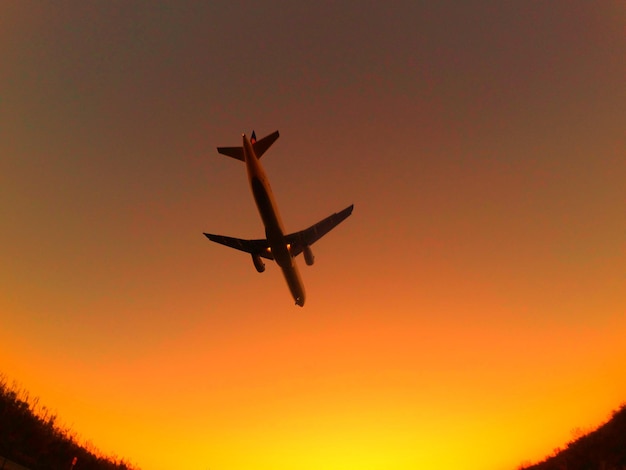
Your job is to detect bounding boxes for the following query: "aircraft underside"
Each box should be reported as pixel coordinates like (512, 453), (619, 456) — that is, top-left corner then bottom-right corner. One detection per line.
(204, 130), (353, 306)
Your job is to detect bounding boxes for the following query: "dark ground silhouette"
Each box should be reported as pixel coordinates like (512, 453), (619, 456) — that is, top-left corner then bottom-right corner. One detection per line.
(0, 374), (137, 470)
(2, 372), (624, 470)
(519, 403), (626, 470)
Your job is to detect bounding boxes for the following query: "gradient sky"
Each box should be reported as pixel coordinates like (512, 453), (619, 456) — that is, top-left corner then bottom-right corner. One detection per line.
(1, 2), (625, 469)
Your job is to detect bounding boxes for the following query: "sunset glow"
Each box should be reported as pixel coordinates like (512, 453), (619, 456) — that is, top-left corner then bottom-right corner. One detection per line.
(1, 2), (625, 470)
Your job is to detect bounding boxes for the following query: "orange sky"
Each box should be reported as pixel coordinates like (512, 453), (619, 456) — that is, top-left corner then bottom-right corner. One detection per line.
(1, 2), (625, 470)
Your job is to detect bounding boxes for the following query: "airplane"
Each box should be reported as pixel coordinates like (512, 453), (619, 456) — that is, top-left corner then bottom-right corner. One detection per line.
(203, 130), (353, 307)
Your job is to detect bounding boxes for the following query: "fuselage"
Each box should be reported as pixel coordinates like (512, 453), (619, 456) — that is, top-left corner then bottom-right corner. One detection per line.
(242, 134), (306, 306)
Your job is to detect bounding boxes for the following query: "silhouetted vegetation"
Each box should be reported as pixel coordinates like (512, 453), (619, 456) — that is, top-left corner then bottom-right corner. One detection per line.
(519, 403), (626, 470)
(0, 374), (138, 470)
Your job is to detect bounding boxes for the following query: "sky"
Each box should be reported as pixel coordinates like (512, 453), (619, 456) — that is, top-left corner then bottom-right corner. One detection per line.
(1, 1), (625, 469)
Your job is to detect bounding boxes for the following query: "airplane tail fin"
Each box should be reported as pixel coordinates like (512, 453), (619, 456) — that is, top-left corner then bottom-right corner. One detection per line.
(217, 130), (279, 161)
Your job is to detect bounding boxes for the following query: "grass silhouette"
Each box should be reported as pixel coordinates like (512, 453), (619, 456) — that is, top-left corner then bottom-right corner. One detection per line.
(519, 403), (626, 470)
(2, 371), (624, 470)
(0, 374), (138, 470)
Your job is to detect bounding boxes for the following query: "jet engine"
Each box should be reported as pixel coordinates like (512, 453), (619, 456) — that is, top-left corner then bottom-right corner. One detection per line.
(252, 253), (265, 273)
(303, 245), (315, 266)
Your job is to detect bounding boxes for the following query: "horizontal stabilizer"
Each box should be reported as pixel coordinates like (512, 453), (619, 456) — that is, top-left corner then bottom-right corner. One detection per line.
(216, 146), (244, 161)
(252, 130), (279, 158)
(216, 130), (280, 161)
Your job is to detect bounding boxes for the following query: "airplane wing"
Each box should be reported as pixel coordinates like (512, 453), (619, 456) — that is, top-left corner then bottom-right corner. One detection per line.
(285, 204), (354, 257)
(203, 233), (274, 260)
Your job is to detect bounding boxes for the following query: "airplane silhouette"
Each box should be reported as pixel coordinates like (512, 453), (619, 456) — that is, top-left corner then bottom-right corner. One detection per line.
(204, 130), (353, 306)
